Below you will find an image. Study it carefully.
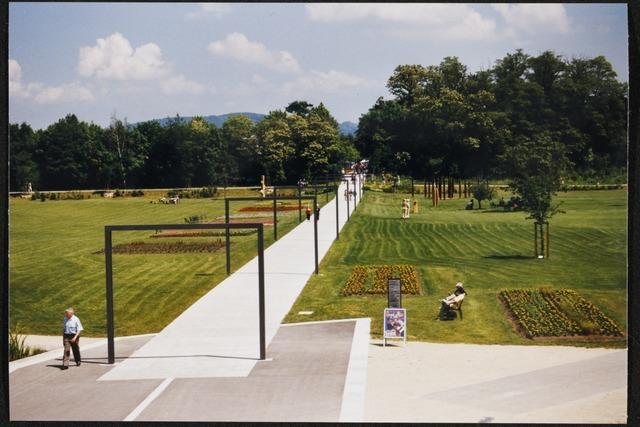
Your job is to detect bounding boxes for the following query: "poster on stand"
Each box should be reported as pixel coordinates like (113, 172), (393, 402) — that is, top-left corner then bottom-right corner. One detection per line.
(383, 308), (406, 346)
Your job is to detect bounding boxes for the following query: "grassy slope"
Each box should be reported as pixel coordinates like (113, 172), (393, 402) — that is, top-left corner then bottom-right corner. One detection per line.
(285, 189), (627, 348)
(9, 191), (331, 336)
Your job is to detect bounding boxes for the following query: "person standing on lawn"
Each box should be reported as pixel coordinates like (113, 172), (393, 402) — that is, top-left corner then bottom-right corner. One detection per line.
(62, 308), (83, 369)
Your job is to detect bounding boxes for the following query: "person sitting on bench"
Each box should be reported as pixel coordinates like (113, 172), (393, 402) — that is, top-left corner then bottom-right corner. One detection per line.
(438, 282), (467, 319)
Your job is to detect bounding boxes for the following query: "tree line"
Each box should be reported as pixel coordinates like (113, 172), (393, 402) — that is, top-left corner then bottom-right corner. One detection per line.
(9, 102), (358, 191)
(355, 49), (627, 181)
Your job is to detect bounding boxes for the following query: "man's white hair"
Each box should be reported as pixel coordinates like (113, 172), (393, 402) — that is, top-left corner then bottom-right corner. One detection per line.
(65, 307), (74, 313)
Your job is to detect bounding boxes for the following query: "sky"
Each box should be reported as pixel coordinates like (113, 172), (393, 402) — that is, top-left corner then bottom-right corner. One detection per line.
(8, 2), (629, 129)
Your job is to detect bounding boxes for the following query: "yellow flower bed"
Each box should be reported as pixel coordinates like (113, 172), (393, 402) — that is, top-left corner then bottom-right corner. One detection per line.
(499, 288), (623, 338)
(342, 265), (421, 296)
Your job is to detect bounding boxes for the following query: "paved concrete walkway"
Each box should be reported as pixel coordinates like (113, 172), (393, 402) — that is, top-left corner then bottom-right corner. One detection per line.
(100, 176), (363, 381)
(365, 341), (627, 423)
(10, 320), (369, 422)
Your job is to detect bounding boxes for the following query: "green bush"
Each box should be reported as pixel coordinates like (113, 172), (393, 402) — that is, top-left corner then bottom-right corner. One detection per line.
(184, 214), (206, 224)
(9, 327), (47, 361)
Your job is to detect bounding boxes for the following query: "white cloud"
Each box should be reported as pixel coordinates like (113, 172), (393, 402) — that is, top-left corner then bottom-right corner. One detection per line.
(9, 59), (94, 104)
(305, 4), (497, 40)
(281, 70), (380, 97)
(33, 82), (95, 104)
(186, 3), (232, 19)
(208, 32), (301, 73)
(9, 59), (22, 82)
(77, 32), (169, 80)
(492, 4), (570, 34)
(160, 74), (206, 95)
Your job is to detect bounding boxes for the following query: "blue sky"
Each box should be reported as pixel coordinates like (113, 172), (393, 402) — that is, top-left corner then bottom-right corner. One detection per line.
(9, 3), (628, 129)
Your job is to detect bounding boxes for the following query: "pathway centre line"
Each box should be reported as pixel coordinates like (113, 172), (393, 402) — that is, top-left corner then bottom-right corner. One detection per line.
(124, 377), (175, 421)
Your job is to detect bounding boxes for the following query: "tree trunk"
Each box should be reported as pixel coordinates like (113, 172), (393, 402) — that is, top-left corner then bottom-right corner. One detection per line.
(539, 222), (545, 258)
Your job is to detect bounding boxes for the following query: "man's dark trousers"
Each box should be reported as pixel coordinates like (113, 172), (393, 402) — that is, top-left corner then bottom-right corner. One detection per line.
(63, 334), (81, 367)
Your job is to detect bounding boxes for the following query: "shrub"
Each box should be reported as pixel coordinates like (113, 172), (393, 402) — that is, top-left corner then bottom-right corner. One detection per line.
(39, 193), (46, 202)
(114, 189), (123, 197)
(184, 214), (206, 224)
(9, 326), (47, 361)
(471, 182), (495, 209)
(195, 186), (217, 198)
(131, 190), (145, 197)
(66, 190), (85, 200)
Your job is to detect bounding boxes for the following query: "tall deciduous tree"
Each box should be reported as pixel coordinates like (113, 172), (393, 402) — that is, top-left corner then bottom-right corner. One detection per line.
(256, 110), (295, 184)
(9, 123), (39, 191)
(108, 115), (148, 189)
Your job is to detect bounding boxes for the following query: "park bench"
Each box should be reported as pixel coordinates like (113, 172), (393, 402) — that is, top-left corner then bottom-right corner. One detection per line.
(449, 293), (465, 319)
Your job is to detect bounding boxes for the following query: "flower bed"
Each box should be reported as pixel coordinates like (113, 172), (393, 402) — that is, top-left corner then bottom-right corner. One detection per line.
(95, 240), (226, 254)
(499, 289), (623, 338)
(150, 230), (257, 238)
(342, 265), (421, 296)
(239, 205), (302, 212)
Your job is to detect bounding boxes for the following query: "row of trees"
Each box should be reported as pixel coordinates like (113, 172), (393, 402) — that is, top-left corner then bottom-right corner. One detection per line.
(356, 50), (627, 181)
(10, 102), (358, 191)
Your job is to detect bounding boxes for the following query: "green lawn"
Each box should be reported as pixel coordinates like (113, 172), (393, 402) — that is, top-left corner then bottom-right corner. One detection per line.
(9, 190), (332, 336)
(284, 189), (627, 348)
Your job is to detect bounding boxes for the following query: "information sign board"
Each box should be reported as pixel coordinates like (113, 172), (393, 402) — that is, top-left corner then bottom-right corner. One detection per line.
(387, 278), (402, 308)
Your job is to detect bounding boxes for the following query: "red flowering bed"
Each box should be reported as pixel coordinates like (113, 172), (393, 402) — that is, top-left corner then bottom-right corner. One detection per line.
(239, 205), (302, 212)
(151, 230), (257, 238)
(96, 240), (227, 254)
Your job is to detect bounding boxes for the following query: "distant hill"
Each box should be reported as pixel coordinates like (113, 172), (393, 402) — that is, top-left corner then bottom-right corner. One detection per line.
(338, 121), (357, 136)
(151, 112), (265, 128)
(141, 113), (358, 136)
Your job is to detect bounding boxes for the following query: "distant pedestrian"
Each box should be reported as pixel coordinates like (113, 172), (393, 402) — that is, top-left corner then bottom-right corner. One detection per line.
(306, 206), (312, 220)
(62, 307), (83, 369)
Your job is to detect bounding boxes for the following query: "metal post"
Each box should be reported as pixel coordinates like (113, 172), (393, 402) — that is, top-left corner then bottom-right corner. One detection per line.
(546, 222), (550, 259)
(225, 200), (231, 275)
(298, 187), (302, 223)
(105, 228), (115, 364)
(257, 225), (266, 360)
(273, 188), (277, 241)
(314, 197), (319, 274)
(353, 177), (357, 207)
(346, 179), (350, 220)
(335, 183), (340, 240)
(326, 182), (329, 203)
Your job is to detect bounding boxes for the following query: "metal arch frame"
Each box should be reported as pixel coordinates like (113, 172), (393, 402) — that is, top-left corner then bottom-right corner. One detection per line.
(225, 195), (319, 275)
(104, 222), (267, 364)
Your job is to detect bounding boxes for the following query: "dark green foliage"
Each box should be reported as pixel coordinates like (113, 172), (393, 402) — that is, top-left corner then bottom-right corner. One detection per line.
(356, 50), (627, 180)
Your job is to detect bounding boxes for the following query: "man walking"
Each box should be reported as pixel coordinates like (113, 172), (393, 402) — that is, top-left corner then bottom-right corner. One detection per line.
(62, 307), (83, 369)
